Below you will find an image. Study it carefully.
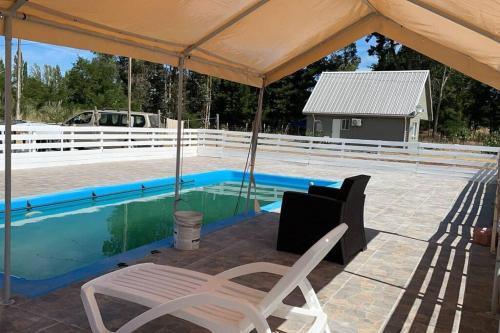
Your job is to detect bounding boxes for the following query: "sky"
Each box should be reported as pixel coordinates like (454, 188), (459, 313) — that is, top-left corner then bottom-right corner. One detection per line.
(0, 36), (377, 74)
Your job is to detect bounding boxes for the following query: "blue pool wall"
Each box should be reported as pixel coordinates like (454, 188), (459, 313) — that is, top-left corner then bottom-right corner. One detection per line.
(0, 169), (340, 296)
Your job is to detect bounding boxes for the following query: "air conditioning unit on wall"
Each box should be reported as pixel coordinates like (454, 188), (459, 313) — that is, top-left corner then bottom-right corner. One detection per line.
(351, 118), (362, 127)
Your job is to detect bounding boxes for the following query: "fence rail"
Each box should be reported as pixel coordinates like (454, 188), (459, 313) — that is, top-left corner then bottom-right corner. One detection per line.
(0, 126), (498, 180)
(0, 125), (199, 169)
(198, 129), (499, 180)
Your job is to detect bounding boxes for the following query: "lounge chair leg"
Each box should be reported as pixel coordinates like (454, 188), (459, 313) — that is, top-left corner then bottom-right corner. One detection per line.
(81, 286), (111, 333)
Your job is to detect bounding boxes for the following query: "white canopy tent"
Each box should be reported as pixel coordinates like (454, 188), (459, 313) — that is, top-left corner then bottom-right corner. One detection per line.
(0, 0), (499, 303)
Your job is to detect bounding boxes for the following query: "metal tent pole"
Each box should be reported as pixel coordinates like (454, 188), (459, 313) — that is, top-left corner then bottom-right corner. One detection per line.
(2, 15), (13, 305)
(246, 85), (265, 212)
(127, 57), (132, 127)
(174, 57), (185, 207)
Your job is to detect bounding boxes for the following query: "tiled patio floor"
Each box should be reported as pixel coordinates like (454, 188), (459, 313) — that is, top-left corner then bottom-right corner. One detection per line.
(0, 157), (498, 332)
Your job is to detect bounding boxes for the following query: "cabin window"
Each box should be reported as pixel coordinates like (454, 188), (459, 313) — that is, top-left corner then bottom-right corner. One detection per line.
(314, 119), (323, 133)
(341, 119), (350, 130)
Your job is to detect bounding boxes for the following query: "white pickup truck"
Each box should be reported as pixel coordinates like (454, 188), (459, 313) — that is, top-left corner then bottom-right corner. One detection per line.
(63, 110), (162, 128)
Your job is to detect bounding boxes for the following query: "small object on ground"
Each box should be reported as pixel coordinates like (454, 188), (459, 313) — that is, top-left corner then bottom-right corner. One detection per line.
(117, 262), (128, 268)
(473, 227), (492, 247)
(174, 211), (203, 250)
(150, 249), (161, 254)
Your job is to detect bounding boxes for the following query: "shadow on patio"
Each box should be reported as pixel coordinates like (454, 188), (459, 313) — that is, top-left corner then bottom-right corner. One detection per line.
(382, 179), (497, 332)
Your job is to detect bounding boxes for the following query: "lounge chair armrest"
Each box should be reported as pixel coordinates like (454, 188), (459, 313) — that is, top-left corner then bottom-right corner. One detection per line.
(116, 291), (271, 333)
(216, 262), (289, 280)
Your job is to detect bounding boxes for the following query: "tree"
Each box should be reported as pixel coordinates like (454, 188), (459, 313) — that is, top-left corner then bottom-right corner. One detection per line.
(65, 54), (126, 109)
(264, 43), (361, 130)
(365, 33), (499, 137)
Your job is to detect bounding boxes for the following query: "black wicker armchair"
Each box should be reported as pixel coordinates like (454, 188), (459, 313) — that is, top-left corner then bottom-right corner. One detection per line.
(277, 175), (371, 265)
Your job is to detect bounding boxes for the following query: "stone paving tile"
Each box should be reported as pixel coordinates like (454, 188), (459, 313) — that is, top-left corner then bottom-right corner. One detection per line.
(0, 306), (58, 332)
(0, 157), (498, 332)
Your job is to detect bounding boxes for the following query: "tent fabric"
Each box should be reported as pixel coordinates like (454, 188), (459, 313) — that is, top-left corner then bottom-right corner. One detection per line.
(0, 0), (498, 88)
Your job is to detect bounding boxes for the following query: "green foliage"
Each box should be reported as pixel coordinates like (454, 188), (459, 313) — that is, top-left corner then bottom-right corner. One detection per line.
(483, 133), (500, 147)
(65, 55), (126, 109)
(366, 33), (499, 138)
(23, 101), (73, 123)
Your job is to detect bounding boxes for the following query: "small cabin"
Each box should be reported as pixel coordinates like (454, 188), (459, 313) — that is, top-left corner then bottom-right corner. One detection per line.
(303, 70), (433, 142)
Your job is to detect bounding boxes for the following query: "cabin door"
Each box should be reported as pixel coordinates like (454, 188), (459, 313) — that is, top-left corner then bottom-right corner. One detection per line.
(331, 119), (341, 138)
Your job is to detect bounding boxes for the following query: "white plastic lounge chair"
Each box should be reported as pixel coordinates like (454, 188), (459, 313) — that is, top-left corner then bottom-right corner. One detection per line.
(81, 223), (348, 333)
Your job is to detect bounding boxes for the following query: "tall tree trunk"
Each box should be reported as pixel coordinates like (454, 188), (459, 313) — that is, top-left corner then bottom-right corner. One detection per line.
(15, 39), (21, 120)
(433, 66), (450, 137)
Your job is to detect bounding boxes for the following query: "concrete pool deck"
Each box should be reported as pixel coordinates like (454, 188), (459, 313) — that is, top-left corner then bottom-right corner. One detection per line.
(0, 156), (498, 332)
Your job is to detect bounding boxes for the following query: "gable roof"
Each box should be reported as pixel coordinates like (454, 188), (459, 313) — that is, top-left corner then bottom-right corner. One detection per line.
(0, 1), (498, 89)
(302, 70), (430, 117)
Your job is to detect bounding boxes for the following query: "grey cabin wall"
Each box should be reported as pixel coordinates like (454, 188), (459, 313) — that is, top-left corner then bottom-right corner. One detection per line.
(306, 115), (412, 141)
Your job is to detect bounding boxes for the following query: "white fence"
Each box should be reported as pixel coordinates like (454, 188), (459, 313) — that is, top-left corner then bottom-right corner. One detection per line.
(197, 129), (499, 180)
(0, 125), (498, 180)
(0, 125), (198, 169)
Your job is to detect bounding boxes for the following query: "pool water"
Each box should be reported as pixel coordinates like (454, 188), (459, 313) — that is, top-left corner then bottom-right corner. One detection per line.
(0, 181), (292, 280)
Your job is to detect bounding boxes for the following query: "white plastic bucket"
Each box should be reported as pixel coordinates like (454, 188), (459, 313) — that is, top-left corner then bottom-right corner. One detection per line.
(173, 211), (203, 250)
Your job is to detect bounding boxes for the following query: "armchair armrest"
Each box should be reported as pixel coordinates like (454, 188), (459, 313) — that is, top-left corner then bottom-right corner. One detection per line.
(216, 262), (289, 280)
(308, 185), (342, 200)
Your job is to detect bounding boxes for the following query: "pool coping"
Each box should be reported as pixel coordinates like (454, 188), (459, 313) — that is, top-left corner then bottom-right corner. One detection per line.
(0, 169), (340, 297)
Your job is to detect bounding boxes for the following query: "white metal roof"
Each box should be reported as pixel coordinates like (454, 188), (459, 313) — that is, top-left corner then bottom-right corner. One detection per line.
(302, 70), (430, 117)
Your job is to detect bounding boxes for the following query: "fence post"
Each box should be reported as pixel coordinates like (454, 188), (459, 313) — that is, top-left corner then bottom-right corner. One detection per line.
(415, 142), (421, 172)
(452, 144), (459, 169)
(221, 129), (226, 158)
(70, 130), (75, 151)
(308, 137), (313, 165)
(29, 130), (35, 153)
(151, 130), (155, 148)
(100, 131), (104, 152)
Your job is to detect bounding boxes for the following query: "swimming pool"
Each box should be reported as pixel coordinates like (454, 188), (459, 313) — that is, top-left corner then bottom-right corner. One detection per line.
(0, 170), (339, 296)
